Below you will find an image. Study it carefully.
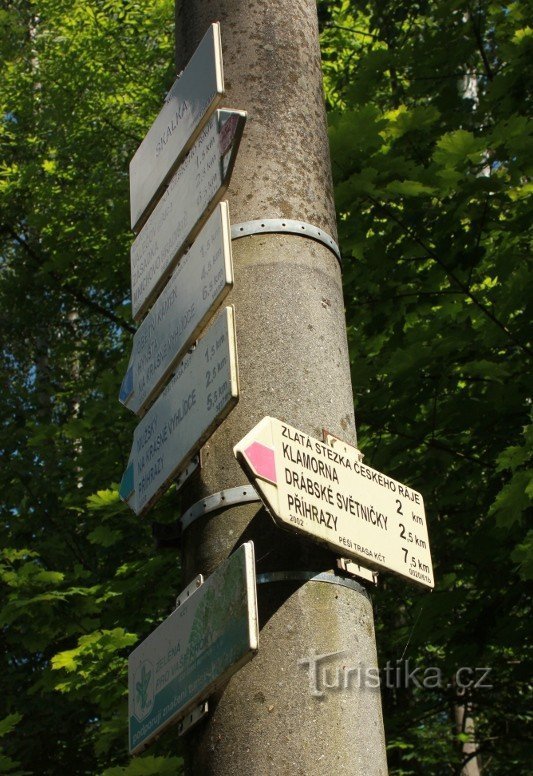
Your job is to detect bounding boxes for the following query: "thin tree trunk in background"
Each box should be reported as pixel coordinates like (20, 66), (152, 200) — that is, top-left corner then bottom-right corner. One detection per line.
(455, 690), (482, 776)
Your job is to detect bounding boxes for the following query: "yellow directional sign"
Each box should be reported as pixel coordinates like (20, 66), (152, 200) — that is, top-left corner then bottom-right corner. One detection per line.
(234, 417), (434, 588)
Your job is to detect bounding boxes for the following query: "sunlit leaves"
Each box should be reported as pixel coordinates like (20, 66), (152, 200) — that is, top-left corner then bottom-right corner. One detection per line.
(322, 1), (532, 773)
(0, 1), (179, 773)
(1, 1), (531, 774)
(433, 130), (486, 169)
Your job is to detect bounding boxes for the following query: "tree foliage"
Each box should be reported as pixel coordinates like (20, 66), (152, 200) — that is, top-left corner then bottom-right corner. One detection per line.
(321, 1), (532, 772)
(0, 0), (531, 774)
(0, 1), (183, 773)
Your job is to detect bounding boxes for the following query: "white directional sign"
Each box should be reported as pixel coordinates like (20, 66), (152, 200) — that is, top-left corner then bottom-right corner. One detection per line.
(120, 203), (233, 416)
(120, 306), (239, 516)
(234, 417), (434, 588)
(128, 541), (258, 754)
(129, 22), (224, 231)
(130, 109), (246, 322)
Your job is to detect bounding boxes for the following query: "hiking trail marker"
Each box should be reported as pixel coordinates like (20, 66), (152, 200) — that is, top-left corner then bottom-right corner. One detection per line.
(120, 203), (233, 416)
(234, 417), (434, 588)
(131, 108), (246, 321)
(120, 306), (239, 516)
(129, 22), (224, 231)
(128, 541), (258, 754)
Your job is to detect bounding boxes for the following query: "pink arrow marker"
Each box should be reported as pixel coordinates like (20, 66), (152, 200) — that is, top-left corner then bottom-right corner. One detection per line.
(243, 441), (277, 484)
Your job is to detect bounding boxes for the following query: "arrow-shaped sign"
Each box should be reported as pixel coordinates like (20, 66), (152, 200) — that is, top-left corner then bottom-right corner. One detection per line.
(128, 541), (258, 755)
(130, 108), (246, 322)
(235, 417), (434, 588)
(129, 22), (224, 232)
(120, 306), (239, 516)
(120, 202), (233, 416)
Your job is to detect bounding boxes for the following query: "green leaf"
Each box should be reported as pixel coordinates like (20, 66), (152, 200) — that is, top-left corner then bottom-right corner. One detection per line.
(0, 716), (22, 740)
(87, 489), (120, 510)
(50, 650), (79, 673)
(385, 180), (437, 197)
(511, 530), (533, 580)
(433, 130), (485, 168)
(87, 525), (122, 547)
(490, 470), (533, 526)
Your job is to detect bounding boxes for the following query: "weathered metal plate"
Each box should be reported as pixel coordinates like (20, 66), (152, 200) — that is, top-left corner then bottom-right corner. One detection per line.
(129, 22), (224, 231)
(120, 202), (233, 416)
(234, 417), (434, 588)
(120, 306), (239, 516)
(130, 109), (246, 322)
(128, 541), (258, 754)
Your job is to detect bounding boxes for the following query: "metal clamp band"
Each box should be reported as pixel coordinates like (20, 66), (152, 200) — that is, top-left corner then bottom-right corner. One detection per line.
(181, 486), (261, 531)
(256, 570), (366, 594)
(231, 219), (342, 264)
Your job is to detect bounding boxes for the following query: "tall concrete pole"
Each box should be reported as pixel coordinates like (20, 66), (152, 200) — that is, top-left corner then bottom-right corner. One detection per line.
(175, 1), (388, 773)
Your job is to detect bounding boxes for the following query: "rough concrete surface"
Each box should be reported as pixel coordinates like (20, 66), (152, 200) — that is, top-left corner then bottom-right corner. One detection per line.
(173, 1), (389, 772)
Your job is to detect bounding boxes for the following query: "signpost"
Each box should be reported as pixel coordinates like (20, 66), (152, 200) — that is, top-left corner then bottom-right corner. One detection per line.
(120, 306), (239, 516)
(234, 417), (434, 588)
(130, 108), (246, 322)
(128, 541), (259, 755)
(129, 22), (224, 231)
(120, 203), (233, 416)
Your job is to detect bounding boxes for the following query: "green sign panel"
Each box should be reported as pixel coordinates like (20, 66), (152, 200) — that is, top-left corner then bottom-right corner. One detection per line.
(128, 542), (258, 754)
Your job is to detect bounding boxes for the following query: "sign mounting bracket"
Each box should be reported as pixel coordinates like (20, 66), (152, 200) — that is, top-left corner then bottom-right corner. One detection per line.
(177, 701), (209, 736)
(175, 574), (204, 610)
(231, 219), (342, 265)
(337, 558), (379, 586)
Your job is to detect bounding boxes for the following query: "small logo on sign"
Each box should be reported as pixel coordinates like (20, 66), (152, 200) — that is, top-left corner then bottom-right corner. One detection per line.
(219, 114), (239, 157)
(133, 660), (154, 721)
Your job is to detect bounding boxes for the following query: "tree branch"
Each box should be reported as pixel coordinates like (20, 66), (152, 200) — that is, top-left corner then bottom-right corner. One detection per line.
(354, 290), (463, 305)
(469, 9), (495, 82)
(327, 24), (380, 40)
(100, 115), (143, 145)
(365, 197), (532, 357)
(380, 426), (490, 466)
(467, 197), (490, 286)
(2, 227), (135, 334)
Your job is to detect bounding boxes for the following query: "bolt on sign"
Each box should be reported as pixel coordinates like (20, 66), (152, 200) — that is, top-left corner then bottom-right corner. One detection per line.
(120, 306), (239, 516)
(130, 108), (246, 322)
(129, 22), (224, 231)
(234, 417), (434, 588)
(128, 541), (259, 755)
(120, 203), (234, 416)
